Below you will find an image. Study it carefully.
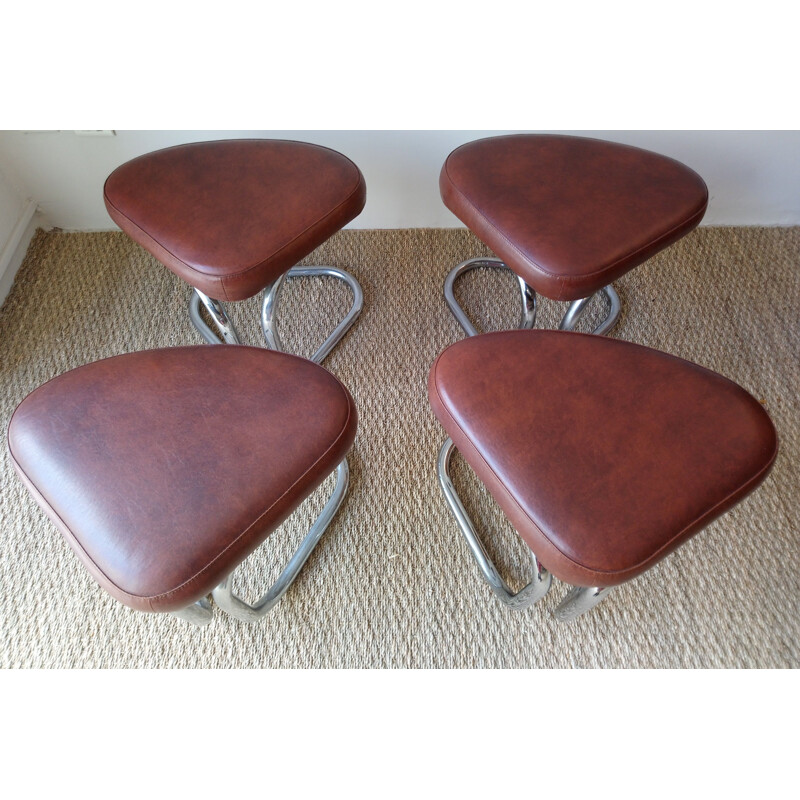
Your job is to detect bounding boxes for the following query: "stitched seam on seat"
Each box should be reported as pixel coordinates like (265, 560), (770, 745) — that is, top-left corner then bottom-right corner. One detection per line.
(104, 173), (363, 285)
(431, 355), (777, 580)
(442, 158), (708, 284)
(9, 361), (355, 608)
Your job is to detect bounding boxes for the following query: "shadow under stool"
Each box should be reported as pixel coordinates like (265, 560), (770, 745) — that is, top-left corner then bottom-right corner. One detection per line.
(440, 133), (708, 336)
(8, 346), (357, 626)
(429, 330), (777, 621)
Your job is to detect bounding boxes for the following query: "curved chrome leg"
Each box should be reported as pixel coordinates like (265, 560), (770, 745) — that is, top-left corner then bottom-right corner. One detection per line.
(594, 285), (621, 335)
(171, 596), (213, 626)
(437, 438), (551, 609)
(517, 274), (537, 330)
(189, 288), (242, 345)
(444, 257), (537, 338)
(552, 585), (611, 622)
(212, 458), (349, 622)
(559, 284), (621, 336)
(260, 272), (287, 353)
(445, 256), (621, 338)
(261, 266), (363, 364)
(558, 295), (593, 332)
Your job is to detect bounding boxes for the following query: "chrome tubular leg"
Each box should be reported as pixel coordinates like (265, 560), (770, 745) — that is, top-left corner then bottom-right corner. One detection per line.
(552, 585), (611, 622)
(260, 272), (287, 353)
(171, 596), (213, 626)
(595, 284), (621, 335)
(437, 438), (551, 609)
(261, 266), (364, 364)
(559, 284), (621, 336)
(445, 256), (538, 338)
(517, 274), (537, 330)
(212, 458), (350, 622)
(558, 295), (593, 332)
(189, 288), (242, 345)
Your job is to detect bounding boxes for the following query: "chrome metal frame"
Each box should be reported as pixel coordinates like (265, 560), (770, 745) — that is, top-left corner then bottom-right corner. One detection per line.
(170, 442), (349, 627)
(211, 459), (349, 621)
(444, 258), (538, 337)
(438, 438), (551, 608)
(171, 596), (214, 626)
(188, 265), (363, 365)
(552, 586), (611, 622)
(261, 266), (363, 364)
(444, 256), (621, 337)
(436, 257), (621, 621)
(437, 437), (613, 622)
(189, 289), (242, 345)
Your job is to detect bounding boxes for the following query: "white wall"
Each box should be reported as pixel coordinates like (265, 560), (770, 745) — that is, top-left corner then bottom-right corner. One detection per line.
(0, 163), (41, 305)
(0, 163), (28, 247)
(0, 130), (798, 231)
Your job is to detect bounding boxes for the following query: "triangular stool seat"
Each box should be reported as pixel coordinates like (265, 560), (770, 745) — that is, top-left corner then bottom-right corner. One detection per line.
(439, 134), (708, 337)
(429, 330), (777, 619)
(8, 346), (357, 621)
(104, 139), (367, 362)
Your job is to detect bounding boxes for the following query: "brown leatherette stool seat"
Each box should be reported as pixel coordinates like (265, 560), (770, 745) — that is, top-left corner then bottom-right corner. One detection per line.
(8, 346), (357, 626)
(104, 139), (367, 360)
(104, 139), (366, 301)
(439, 134), (709, 336)
(429, 330), (777, 621)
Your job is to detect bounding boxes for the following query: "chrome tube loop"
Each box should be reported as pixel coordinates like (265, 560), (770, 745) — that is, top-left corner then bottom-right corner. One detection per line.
(559, 285), (621, 334)
(189, 288), (242, 345)
(552, 585), (611, 622)
(444, 257), (538, 337)
(260, 272), (287, 353)
(261, 266), (364, 364)
(437, 438), (552, 609)
(212, 459), (349, 622)
(444, 255), (621, 338)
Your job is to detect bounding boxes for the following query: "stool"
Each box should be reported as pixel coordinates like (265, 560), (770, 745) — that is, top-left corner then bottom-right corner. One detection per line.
(8, 345), (357, 626)
(440, 134), (708, 335)
(104, 138), (366, 362)
(428, 330), (777, 621)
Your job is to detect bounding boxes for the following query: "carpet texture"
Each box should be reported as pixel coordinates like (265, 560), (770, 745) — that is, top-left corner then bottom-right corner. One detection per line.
(1, 226), (798, 668)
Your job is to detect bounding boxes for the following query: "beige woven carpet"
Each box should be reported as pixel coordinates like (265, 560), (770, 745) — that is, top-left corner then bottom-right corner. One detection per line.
(1, 227), (798, 668)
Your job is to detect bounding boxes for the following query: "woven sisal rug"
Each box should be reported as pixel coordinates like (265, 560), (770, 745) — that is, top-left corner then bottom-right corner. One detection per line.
(1, 226), (797, 668)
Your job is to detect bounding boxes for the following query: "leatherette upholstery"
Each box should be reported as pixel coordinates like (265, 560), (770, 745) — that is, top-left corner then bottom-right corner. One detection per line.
(429, 330), (777, 587)
(104, 139), (366, 301)
(440, 134), (708, 300)
(8, 346), (357, 612)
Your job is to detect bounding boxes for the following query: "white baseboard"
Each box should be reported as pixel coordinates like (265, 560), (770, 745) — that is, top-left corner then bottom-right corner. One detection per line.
(0, 200), (41, 307)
